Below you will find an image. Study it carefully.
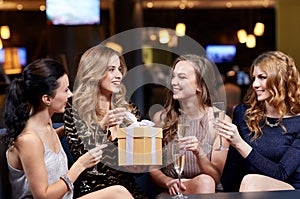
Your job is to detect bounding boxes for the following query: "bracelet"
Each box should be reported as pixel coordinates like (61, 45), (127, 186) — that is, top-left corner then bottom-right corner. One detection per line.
(60, 174), (74, 191)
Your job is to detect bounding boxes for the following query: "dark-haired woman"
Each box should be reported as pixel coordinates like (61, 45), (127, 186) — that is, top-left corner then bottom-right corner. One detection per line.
(3, 58), (133, 199)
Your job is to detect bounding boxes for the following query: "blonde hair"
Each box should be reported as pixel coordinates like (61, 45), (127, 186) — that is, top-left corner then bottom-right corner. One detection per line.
(73, 44), (128, 132)
(162, 54), (218, 144)
(244, 51), (300, 140)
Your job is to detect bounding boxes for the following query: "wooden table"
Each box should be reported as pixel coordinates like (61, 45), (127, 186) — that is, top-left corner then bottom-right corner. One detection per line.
(156, 190), (300, 199)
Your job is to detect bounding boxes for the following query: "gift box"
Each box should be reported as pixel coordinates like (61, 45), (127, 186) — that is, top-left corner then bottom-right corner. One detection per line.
(117, 126), (162, 166)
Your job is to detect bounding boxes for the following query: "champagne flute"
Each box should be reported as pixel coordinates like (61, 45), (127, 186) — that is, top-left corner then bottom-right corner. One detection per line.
(87, 126), (107, 175)
(213, 102), (228, 151)
(177, 114), (190, 139)
(172, 142), (188, 199)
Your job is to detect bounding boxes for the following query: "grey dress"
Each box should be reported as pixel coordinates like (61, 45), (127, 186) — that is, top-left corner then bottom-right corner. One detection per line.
(7, 138), (73, 199)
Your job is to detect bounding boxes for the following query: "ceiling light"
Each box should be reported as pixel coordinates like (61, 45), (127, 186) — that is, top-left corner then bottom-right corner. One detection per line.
(176, 23), (186, 37)
(246, 34), (256, 48)
(0, 26), (10, 39)
(254, 22), (265, 36)
(237, 29), (247, 43)
(146, 2), (153, 8)
(159, 29), (169, 44)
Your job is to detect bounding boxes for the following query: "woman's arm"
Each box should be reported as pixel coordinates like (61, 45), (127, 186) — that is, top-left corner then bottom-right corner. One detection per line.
(16, 133), (103, 199)
(217, 104), (300, 181)
(196, 115), (231, 184)
(149, 166), (174, 188)
(16, 134), (71, 199)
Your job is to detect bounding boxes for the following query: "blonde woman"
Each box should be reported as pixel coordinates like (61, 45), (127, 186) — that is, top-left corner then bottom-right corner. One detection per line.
(64, 44), (145, 198)
(150, 54), (231, 196)
(219, 51), (300, 192)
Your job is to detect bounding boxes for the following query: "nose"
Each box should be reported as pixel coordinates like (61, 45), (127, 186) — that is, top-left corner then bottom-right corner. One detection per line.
(171, 76), (177, 86)
(114, 69), (123, 79)
(252, 78), (259, 88)
(68, 89), (73, 98)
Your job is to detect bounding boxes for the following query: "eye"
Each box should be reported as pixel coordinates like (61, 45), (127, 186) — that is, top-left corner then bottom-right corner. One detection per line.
(258, 74), (267, 80)
(108, 66), (114, 72)
(178, 74), (186, 79)
(118, 66), (122, 72)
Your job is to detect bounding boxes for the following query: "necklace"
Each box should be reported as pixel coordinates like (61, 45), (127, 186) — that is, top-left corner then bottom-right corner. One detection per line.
(265, 118), (280, 128)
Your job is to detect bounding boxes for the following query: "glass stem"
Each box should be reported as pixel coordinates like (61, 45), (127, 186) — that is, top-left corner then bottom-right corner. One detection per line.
(219, 135), (223, 147)
(177, 172), (183, 196)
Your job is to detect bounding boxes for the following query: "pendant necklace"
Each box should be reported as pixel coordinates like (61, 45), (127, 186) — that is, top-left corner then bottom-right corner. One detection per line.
(265, 118), (280, 128)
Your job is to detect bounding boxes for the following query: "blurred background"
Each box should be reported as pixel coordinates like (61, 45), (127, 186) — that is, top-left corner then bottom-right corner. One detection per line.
(0, 0), (299, 121)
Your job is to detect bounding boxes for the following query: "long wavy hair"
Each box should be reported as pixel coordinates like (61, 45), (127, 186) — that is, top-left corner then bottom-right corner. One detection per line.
(3, 58), (66, 144)
(244, 51), (300, 140)
(161, 54), (218, 144)
(73, 44), (128, 132)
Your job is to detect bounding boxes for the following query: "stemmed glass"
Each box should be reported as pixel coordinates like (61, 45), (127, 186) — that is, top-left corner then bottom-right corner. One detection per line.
(172, 142), (188, 199)
(87, 125), (107, 175)
(177, 114), (190, 139)
(212, 102), (228, 151)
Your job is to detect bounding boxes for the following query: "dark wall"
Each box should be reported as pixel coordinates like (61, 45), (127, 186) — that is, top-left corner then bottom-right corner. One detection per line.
(144, 8), (276, 71)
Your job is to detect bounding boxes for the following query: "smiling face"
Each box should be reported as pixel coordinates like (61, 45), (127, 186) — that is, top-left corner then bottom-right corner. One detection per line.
(100, 54), (123, 96)
(50, 74), (73, 113)
(171, 60), (199, 101)
(252, 66), (271, 102)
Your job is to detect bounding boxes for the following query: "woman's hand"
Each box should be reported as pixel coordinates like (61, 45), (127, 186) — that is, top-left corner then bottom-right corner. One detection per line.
(100, 107), (127, 129)
(77, 143), (107, 169)
(166, 178), (187, 195)
(213, 119), (242, 147)
(179, 136), (206, 158)
(213, 119), (253, 158)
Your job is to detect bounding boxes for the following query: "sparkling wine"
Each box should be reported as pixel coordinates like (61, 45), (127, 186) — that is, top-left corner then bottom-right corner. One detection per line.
(177, 124), (189, 138)
(214, 110), (225, 120)
(174, 154), (185, 174)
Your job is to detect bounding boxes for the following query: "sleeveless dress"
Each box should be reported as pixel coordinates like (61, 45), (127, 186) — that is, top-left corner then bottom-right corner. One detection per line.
(7, 139), (72, 199)
(161, 107), (218, 179)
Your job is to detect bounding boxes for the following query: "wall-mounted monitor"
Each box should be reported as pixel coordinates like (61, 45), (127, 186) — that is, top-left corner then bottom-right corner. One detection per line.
(46, 0), (100, 25)
(206, 44), (236, 63)
(0, 47), (27, 74)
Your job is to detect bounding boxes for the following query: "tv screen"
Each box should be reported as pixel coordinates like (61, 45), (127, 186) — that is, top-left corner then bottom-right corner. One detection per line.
(46, 0), (100, 25)
(206, 44), (236, 63)
(0, 47), (27, 74)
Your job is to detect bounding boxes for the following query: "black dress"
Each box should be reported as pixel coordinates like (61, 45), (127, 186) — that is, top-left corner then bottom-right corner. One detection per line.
(221, 104), (300, 191)
(63, 102), (146, 198)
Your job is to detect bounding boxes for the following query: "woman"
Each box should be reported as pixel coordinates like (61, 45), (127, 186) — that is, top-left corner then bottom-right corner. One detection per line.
(149, 54), (231, 196)
(3, 58), (133, 199)
(64, 44), (146, 198)
(218, 51), (300, 192)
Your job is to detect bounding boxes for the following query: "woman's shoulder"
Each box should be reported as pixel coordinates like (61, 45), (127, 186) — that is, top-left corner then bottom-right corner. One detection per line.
(14, 131), (43, 151)
(233, 103), (248, 116)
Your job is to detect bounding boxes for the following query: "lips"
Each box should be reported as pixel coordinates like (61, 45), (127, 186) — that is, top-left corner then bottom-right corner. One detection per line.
(112, 81), (121, 85)
(172, 87), (181, 93)
(255, 89), (264, 96)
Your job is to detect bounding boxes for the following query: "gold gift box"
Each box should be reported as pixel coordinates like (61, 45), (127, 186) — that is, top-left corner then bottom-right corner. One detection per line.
(117, 126), (162, 166)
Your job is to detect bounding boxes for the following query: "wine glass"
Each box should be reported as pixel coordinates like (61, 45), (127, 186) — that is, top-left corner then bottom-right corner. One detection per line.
(172, 142), (188, 199)
(177, 114), (190, 139)
(212, 102), (228, 151)
(87, 126), (107, 175)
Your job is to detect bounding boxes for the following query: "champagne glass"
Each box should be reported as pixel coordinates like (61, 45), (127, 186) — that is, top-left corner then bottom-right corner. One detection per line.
(87, 126), (107, 175)
(172, 142), (188, 199)
(177, 114), (190, 139)
(213, 102), (228, 151)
